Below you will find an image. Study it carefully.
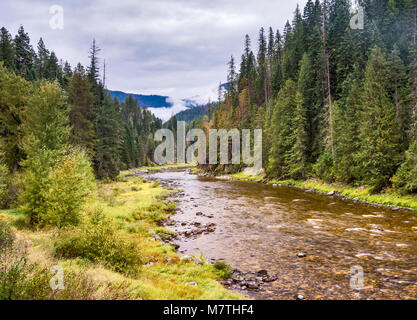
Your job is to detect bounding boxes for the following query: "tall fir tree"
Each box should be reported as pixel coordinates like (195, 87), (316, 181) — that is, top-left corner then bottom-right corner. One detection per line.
(0, 27), (15, 70)
(68, 63), (96, 157)
(14, 25), (35, 80)
(357, 47), (402, 189)
(94, 94), (122, 180)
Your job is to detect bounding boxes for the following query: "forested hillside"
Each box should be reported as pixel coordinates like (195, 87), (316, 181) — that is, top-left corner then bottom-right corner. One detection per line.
(207, 0), (416, 194)
(109, 90), (173, 108)
(0, 26), (162, 187)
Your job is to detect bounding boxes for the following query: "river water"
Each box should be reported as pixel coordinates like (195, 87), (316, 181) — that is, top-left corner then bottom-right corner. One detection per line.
(150, 170), (417, 300)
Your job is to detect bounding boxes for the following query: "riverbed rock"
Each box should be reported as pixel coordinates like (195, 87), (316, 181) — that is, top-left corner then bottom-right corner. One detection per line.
(296, 294), (304, 300)
(256, 269), (268, 277)
(196, 212), (203, 216)
(297, 252), (307, 258)
(263, 275), (278, 282)
(180, 255), (203, 264)
(149, 232), (163, 242)
(327, 191), (336, 196)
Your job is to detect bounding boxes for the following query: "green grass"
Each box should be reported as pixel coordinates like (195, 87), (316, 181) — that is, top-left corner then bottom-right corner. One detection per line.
(228, 172), (265, 181)
(121, 163), (196, 176)
(0, 171), (244, 300)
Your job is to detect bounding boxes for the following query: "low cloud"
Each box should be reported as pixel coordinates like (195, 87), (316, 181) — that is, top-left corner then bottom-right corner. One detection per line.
(148, 97), (189, 122)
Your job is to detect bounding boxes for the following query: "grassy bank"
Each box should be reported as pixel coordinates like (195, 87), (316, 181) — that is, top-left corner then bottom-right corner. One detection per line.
(226, 172), (417, 211)
(0, 171), (243, 300)
(122, 163), (196, 174)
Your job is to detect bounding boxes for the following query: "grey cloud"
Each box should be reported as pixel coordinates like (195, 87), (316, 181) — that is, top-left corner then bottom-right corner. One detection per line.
(0, 0), (307, 105)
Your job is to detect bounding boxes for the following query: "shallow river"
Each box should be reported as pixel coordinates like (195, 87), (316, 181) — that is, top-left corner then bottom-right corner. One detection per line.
(150, 170), (417, 300)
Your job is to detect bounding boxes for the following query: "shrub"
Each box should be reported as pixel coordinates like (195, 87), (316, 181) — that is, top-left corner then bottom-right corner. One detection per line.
(54, 209), (142, 275)
(0, 221), (15, 251)
(313, 153), (334, 182)
(20, 148), (95, 227)
(0, 157), (10, 209)
(392, 141), (417, 194)
(38, 148), (95, 227)
(0, 218), (135, 300)
(213, 261), (233, 280)
(131, 201), (175, 222)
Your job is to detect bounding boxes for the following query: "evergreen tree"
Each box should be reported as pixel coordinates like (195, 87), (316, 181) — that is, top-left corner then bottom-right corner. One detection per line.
(267, 79), (297, 178)
(287, 92), (309, 179)
(256, 27), (267, 105)
(35, 38), (49, 79)
(45, 51), (60, 81)
(94, 95), (122, 180)
(68, 63), (96, 157)
(392, 141), (417, 194)
(0, 27), (15, 70)
(14, 26), (35, 80)
(296, 54), (315, 165)
(271, 29), (283, 96)
(0, 62), (31, 172)
(388, 45), (410, 149)
(87, 39), (101, 84)
(357, 47), (402, 189)
(332, 71), (362, 183)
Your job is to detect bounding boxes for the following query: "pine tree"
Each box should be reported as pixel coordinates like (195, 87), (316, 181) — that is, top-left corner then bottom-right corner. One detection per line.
(296, 53), (315, 164)
(0, 27), (15, 70)
(35, 38), (49, 79)
(256, 27), (267, 105)
(61, 61), (73, 89)
(68, 63), (96, 157)
(0, 62), (31, 172)
(357, 46), (402, 189)
(332, 70), (362, 183)
(409, 2), (417, 140)
(287, 92), (309, 179)
(94, 95), (122, 180)
(267, 79), (297, 178)
(388, 45), (410, 149)
(45, 51), (60, 81)
(392, 141), (417, 194)
(14, 25), (35, 80)
(271, 29), (283, 96)
(87, 39), (101, 84)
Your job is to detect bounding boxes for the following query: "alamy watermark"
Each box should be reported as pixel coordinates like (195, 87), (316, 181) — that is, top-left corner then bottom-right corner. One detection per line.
(350, 265), (364, 290)
(350, 5), (364, 30)
(154, 122), (263, 171)
(49, 5), (64, 30)
(49, 265), (65, 291)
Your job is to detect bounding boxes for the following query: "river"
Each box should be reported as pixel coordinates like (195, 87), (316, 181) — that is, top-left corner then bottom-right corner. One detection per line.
(149, 170), (417, 300)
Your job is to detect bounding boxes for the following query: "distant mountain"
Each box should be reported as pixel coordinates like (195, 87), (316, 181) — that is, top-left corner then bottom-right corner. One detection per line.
(174, 104), (210, 122)
(109, 90), (200, 110)
(109, 90), (173, 108)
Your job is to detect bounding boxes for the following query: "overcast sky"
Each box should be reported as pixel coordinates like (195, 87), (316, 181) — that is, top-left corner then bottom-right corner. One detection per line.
(1, 0), (307, 108)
